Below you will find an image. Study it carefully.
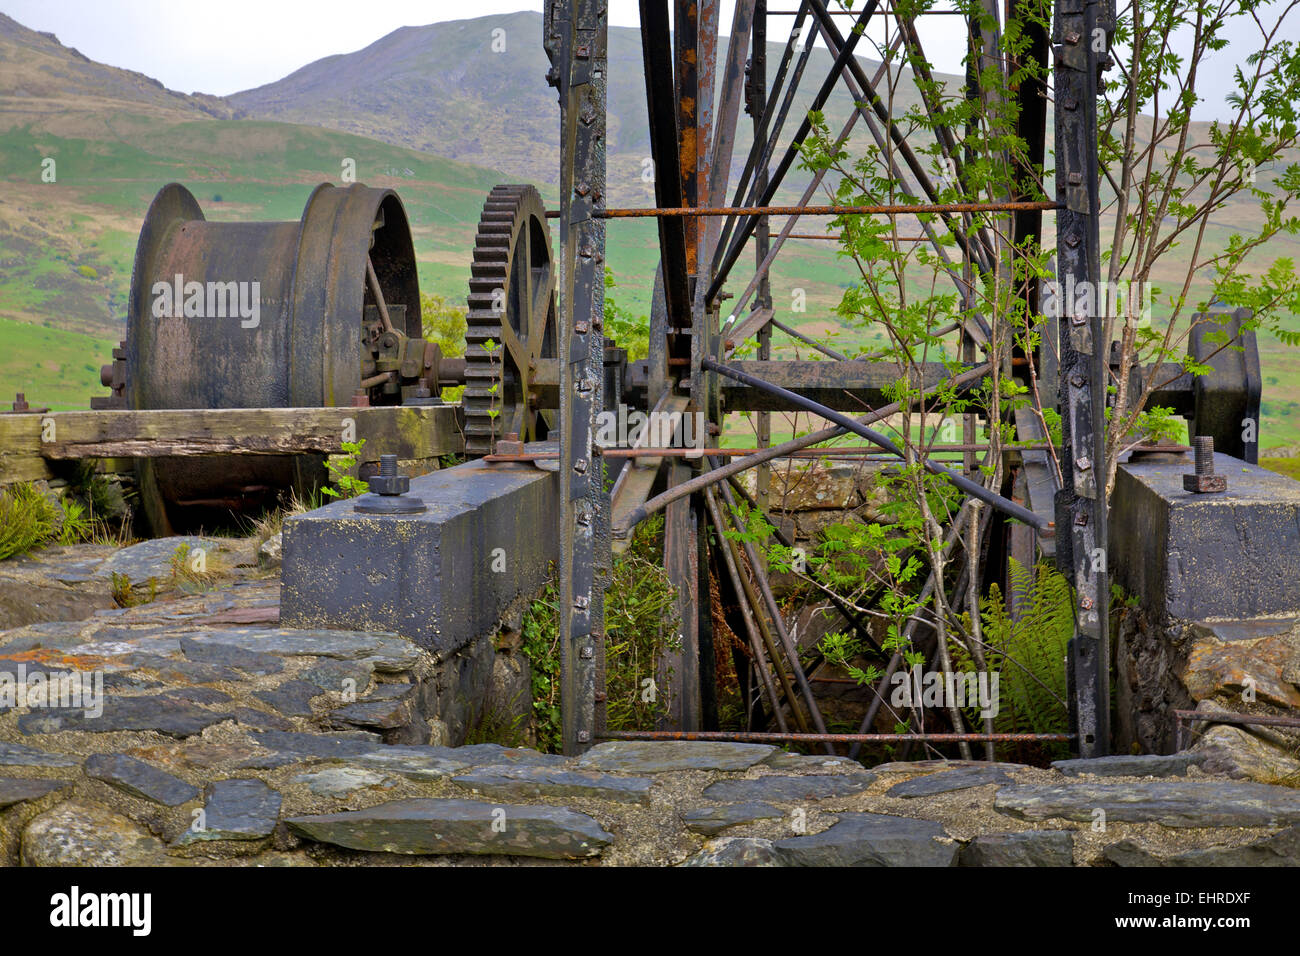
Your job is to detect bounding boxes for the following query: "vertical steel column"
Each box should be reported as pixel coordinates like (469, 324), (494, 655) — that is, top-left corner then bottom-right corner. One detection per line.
(664, 0), (707, 732)
(750, 1), (773, 517)
(556, 0), (609, 755)
(1052, 0), (1110, 756)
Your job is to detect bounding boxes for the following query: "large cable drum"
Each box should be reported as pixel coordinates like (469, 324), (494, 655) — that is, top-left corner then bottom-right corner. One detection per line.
(124, 182), (425, 532)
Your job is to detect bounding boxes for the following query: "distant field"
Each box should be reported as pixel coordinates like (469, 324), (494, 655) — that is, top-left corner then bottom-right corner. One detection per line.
(0, 316), (116, 411)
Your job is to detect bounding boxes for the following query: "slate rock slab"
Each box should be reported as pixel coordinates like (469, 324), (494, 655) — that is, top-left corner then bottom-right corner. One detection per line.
(93, 536), (218, 586)
(578, 741), (778, 773)
(248, 730), (385, 760)
(872, 759), (1027, 775)
(177, 778), (282, 843)
(453, 765), (654, 805)
(231, 707), (294, 732)
(177, 627), (394, 660)
(300, 659), (374, 693)
(0, 777), (69, 809)
(22, 800), (168, 866)
(347, 750), (473, 780)
(995, 781), (1300, 827)
(179, 637), (283, 675)
(363, 639), (424, 672)
(253, 680), (324, 718)
(161, 686), (232, 706)
(703, 774), (876, 803)
(0, 741), (79, 768)
(887, 765), (1015, 798)
(292, 767), (394, 798)
(446, 744), (568, 768)
(682, 802), (784, 836)
(774, 813), (957, 866)
(134, 656), (242, 684)
(763, 752), (867, 773)
(353, 744), (566, 781)
(959, 830), (1074, 867)
(1103, 827), (1300, 867)
(326, 697), (412, 730)
(286, 798), (612, 859)
(1052, 753), (1206, 778)
(84, 753), (199, 806)
(19, 695), (233, 738)
(681, 837), (784, 866)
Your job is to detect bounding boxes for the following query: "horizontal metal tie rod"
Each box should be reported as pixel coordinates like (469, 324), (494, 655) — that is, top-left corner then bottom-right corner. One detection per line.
(543, 200), (1061, 219)
(486, 441), (1048, 462)
(784, 233), (929, 241)
(600, 730), (1077, 743)
(701, 357), (1053, 531)
(613, 361), (995, 535)
(766, 7), (968, 12)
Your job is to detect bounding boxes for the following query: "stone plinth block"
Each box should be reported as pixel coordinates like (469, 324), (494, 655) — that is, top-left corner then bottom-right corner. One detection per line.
(281, 460), (557, 653)
(1110, 453), (1300, 621)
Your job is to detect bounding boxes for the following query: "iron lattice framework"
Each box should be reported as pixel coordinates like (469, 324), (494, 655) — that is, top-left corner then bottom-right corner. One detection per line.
(541, 0), (1113, 757)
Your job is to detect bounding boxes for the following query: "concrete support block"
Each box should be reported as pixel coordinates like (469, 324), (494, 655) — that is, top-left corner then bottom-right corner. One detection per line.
(1110, 452), (1300, 621)
(281, 460), (558, 654)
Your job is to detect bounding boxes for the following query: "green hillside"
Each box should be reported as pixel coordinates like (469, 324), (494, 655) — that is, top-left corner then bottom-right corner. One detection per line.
(0, 316), (116, 411)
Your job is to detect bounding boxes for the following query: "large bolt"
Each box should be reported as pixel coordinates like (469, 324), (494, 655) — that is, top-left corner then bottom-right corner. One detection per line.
(1193, 435), (1214, 474)
(354, 453), (425, 514)
(1183, 435), (1227, 493)
(366, 454), (409, 495)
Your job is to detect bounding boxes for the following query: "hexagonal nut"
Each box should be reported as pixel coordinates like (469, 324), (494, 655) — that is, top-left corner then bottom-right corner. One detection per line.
(1183, 473), (1227, 494)
(495, 439), (525, 456)
(368, 473), (410, 496)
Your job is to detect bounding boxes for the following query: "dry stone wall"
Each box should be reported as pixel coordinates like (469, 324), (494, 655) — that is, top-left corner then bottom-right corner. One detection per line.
(1, 537), (1298, 866)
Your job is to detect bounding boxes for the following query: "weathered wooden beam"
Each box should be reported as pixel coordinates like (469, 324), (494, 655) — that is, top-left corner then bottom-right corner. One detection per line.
(0, 405), (463, 482)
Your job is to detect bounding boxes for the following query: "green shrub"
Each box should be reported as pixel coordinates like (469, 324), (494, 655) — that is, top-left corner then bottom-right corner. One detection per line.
(0, 483), (59, 559)
(521, 515), (679, 752)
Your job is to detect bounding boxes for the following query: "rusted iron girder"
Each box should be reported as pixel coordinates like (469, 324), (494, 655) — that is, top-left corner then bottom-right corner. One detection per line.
(553, 0), (609, 755)
(1054, 0), (1112, 758)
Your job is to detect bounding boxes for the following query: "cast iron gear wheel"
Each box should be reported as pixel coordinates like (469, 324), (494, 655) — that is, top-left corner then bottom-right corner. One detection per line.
(464, 184), (558, 456)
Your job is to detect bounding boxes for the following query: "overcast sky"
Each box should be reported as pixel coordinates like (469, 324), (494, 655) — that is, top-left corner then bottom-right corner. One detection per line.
(1, 1), (1289, 118)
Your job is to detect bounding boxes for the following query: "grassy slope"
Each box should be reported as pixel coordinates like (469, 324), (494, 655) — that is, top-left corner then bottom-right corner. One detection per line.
(0, 316), (115, 411)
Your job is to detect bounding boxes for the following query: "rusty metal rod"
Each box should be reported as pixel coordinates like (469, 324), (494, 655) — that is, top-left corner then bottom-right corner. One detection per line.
(600, 730), (1076, 742)
(487, 442), (1041, 461)
(767, 316), (848, 359)
(365, 255), (395, 335)
(704, 485), (796, 734)
(1172, 708), (1300, 751)
(766, 7), (967, 12)
(586, 200), (1060, 218)
(615, 361), (995, 535)
(718, 478), (836, 750)
(848, 493), (984, 760)
(783, 233), (929, 241)
(703, 357), (1051, 531)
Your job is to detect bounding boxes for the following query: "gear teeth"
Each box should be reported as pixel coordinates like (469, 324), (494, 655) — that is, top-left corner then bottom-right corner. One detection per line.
(461, 184), (556, 456)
